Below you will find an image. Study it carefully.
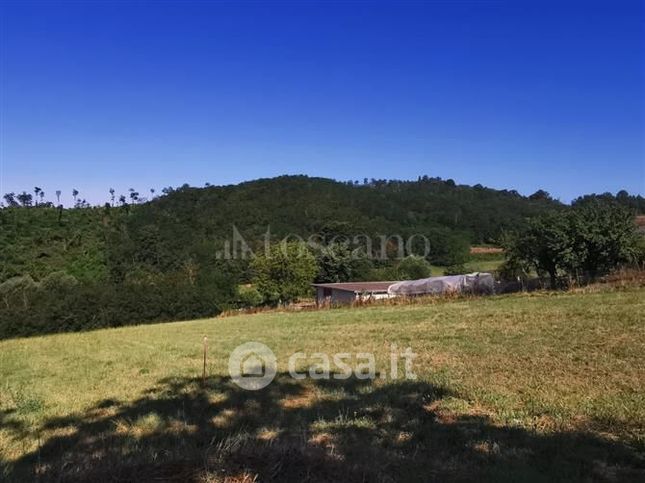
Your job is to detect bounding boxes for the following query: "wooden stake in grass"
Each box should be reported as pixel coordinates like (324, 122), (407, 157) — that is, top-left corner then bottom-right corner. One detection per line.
(202, 335), (208, 387)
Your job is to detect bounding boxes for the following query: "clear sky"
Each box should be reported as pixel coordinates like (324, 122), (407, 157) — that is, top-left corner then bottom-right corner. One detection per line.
(1, 0), (643, 206)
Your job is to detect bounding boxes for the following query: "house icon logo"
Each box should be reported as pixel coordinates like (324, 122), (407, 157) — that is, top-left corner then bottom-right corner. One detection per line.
(228, 342), (277, 390)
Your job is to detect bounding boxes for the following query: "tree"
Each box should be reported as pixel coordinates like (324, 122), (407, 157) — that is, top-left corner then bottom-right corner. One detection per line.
(72, 189), (79, 205)
(34, 187), (41, 205)
(16, 191), (33, 207)
(569, 200), (640, 279)
(529, 189), (553, 201)
(616, 190), (629, 202)
(3, 192), (18, 207)
(397, 255), (432, 280)
(129, 188), (139, 204)
(427, 229), (470, 266)
(251, 242), (318, 305)
(313, 243), (372, 283)
(314, 243), (353, 283)
(504, 201), (639, 287)
(109, 188), (115, 206)
(503, 211), (572, 287)
(55, 190), (62, 204)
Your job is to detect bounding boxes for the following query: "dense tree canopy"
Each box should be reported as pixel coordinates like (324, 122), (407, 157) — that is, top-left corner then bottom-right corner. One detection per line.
(503, 200), (640, 287)
(251, 242), (318, 305)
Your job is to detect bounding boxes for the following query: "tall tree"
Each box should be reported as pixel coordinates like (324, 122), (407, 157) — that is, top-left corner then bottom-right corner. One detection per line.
(128, 188), (139, 204)
(16, 192), (33, 207)
(503, 211), (573, 287)
(3, 192), (18, 207)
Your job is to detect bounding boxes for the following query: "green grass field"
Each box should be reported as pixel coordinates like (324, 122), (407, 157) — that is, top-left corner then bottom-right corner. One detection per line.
(431, 251), (505, 275)
(1, 287), (644, 481)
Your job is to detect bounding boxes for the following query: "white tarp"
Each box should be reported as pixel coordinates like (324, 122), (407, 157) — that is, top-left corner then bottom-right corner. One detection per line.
(387, 273), (495, 296)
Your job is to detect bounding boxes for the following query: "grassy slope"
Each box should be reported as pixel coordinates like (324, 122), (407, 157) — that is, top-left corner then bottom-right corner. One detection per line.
(1, 287), (644, 481)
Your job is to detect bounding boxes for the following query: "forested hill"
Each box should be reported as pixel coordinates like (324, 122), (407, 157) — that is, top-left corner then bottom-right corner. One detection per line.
(133, 175), (561, 244)
(4, 175), (645, 286)
(2, 175), (644, 338)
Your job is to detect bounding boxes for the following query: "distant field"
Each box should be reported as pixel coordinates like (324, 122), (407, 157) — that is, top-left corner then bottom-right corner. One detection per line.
(470, 246), (505, 255)
(1, 287), (644, 481)
(432, 250), (505, 275)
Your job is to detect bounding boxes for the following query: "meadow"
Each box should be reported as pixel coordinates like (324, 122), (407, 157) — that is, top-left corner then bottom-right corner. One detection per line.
(1, 286), (644, 481)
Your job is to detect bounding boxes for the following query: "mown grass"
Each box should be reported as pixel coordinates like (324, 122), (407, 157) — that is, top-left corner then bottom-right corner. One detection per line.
(1, 287), (644, 481)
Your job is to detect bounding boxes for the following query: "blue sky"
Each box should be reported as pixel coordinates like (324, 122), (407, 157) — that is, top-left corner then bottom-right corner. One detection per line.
(1, 0), (643, 205)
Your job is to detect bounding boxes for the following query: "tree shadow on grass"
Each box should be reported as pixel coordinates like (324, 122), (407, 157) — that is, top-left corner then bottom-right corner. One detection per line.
(3, 374), (644, 482)
(0, 409), (23, 434)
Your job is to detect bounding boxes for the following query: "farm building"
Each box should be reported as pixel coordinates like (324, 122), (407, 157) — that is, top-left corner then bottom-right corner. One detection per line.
(312, 281), (396, 305)
(313, 273), (495, 305)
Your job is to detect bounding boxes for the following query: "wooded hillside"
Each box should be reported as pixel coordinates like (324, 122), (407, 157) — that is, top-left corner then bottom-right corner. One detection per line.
(1, 175), (642, 338)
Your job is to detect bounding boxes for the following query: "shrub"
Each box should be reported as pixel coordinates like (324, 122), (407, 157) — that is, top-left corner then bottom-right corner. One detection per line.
(238, 286), (264, 308)
(397, 256), (432, 280)
(443, 264), (467, 276)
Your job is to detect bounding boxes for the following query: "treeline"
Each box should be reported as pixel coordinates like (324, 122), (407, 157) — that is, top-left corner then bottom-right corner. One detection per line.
(502, 198), (645, 287)
(1, 175), (643, 339)
(1, 175), (565, 280)
(2, 186), (160, 209)
(0, 272), (235, 339)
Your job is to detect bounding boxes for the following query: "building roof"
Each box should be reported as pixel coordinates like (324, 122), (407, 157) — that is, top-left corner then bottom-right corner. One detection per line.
(312, 281), (397, 293)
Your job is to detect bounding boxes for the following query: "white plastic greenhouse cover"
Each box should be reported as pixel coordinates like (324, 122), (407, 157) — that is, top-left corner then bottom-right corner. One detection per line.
(387, 273), (495, 296)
